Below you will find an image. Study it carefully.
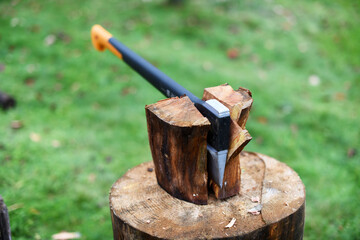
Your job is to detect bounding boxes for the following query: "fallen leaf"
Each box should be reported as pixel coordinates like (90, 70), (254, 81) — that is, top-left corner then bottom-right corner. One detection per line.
(11, 120), (23, 129)
(347, 148), (356, 158)
(24, 77), (35, 86)
(308, 75), (320, 86)
(30, 207), (40, 215)
(121, 86), (137, 96)
(334, 92), (345, 101)
(227, 48), (239, 59)
(257, 116), (268, 124)
(30, 24), (40, 33)
(225, 218), (236, 228)
(52, 231), (81, 240)
(30, 133), (41, 142)
(44, 34), (56, 46)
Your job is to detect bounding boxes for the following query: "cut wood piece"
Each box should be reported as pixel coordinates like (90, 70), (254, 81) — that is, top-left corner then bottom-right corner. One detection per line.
(145, 96), (211, 205)
(203, 84), (253, 128)
(227, 120), (252, 161)
(109, 152), (305, 239)
(211, 153), (241, 199)
(203, 84), (253, 199)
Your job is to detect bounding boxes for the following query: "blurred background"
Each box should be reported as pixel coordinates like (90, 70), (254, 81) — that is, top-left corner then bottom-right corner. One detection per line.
(0, 0), (359, 239)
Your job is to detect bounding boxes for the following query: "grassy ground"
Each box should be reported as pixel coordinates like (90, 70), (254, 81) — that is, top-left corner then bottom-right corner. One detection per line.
(0, 0), (359, 239)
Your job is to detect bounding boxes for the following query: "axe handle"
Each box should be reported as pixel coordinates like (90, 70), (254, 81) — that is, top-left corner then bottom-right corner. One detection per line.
(91, 25), (202, 105)
(90, 25), (230, 154)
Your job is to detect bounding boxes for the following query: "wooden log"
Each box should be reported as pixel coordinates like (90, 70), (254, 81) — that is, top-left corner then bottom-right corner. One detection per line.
(0, 91), (16, 111)
(145, 96), (211, 205)
(109, 152), (305, 240)
(0, 196), (12, 240)
(202, 84), (253, 199)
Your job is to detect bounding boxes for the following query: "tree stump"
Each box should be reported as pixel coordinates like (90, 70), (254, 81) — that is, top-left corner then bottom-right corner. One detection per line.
(109, 152), (305, 240)
(0, 91), (16, 111)
(0, 196), (11, 240)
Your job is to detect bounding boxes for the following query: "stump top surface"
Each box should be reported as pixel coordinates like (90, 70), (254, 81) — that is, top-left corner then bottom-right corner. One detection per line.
(110, 152), (305, 239)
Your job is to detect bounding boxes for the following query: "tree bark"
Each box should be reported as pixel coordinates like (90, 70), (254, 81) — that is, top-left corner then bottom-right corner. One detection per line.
(203, 84), (253, 199)
(145, 96), (210, 205)
(0, 91), (16, 111)
(110, 152), (305, 240)
(0, 196), (11, 240)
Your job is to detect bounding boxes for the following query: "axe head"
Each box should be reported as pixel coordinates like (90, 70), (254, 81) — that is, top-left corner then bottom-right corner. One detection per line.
(195, 99), (231, 188)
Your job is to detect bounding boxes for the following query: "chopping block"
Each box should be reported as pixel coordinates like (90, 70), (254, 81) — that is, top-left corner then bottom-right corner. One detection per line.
(109, 152), (305, 239)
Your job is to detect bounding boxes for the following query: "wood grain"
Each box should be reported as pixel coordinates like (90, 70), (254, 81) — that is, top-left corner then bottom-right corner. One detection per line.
(110, 152), (305, 240)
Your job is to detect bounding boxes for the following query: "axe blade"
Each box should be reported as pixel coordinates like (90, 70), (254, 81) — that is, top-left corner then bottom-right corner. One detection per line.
(207, 145), (227, 188)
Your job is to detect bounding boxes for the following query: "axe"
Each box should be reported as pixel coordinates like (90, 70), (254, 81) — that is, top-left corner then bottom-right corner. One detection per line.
(91, 25), (231, 187)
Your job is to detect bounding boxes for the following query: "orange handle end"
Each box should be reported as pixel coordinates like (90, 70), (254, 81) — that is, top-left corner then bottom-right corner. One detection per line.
(91, 24), (122, 59)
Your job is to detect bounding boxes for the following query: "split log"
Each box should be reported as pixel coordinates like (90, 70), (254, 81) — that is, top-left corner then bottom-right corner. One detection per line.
(202, 84), (253, 199)
(109, 152), (305, 240)
(145, 96), (210, 205)
(0, 196), (11, 240)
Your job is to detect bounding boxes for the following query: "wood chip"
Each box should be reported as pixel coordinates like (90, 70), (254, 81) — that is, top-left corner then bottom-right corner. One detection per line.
(30, 132), (41, 142)
(51, 231), (81, 240)
(225, 218), (236, 228)
(248, 204), (263, 215)
(11, 120), (23, 129)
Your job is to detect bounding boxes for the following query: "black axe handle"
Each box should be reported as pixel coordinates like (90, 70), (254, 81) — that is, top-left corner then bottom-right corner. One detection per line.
(90, 25), (230, 155)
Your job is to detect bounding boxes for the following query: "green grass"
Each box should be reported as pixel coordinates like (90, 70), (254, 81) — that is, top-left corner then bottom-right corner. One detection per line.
(0, 0), (359, 239)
